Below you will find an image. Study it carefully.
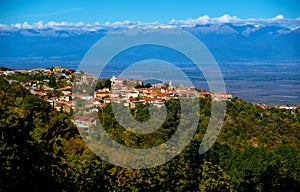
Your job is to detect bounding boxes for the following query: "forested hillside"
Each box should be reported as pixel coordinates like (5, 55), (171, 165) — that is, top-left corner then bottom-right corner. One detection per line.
(0, 79), (299, 191)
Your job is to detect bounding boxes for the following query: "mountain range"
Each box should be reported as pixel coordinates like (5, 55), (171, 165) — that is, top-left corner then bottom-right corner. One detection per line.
(0, 23), (299, 65)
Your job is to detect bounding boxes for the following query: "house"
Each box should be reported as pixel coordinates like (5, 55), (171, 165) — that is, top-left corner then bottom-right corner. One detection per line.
(14, 69), (28, 73)
(111, 84), (128, 92)
(74, 122), (89, 136)
(38, 91), (47, 97)
(54, 102), (63, 111)
(31, 88), (47, 97)
(279, 105), (297, 110)
(94, 90), (110, 99)
(57, 86), (72, 95)
(125, 91), (139, 99)
(110, 91), (124, 98)
(110, 75), (124, 85)
(149, 88), (161, 92)
(53, 66), (63, 72)
(72, 93), (93, 100)
(45, 97), (59, 106)
(73, 116), (97, 127)
(145, 97), (165, 107)
(137, 88), (149, 92)
(176, 89), (199, 98)
(210, 92), (232, 101)
(3, 71), (15, 75)
(55, 73), (70, 80)
(137, 88), (150, 96)
(81, 73), (96, 83)
(110, 75), (143, 90)
(129, 98), (141, 108)
(200, 91), (210, 98)
(156, 92), (172, 100)
(148, 91), (160, 98)
(86, 98), (101, 107)
(53, 100), (72, 112)
(256, 103), (267, 109)
(104, 97), (123, 104)
(61, 94), (71, 102)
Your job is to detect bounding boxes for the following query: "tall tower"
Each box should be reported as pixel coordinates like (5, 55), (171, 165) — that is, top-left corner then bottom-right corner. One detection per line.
(110, 74), (116, 85)
(169, 80), (173, 90)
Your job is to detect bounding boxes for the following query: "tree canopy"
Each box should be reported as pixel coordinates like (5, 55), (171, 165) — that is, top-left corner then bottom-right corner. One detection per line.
(0, 79), (299, 191)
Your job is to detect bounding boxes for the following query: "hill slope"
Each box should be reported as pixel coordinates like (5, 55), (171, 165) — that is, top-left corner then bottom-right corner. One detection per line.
(0, 79), (299, 191)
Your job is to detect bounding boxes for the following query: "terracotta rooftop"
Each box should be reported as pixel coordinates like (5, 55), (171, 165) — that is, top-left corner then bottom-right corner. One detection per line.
(74, 116), (96, 123)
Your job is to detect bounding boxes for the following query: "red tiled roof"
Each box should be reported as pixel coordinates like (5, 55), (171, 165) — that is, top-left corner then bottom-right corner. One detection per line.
(38, 92), (47, 96)
(54, 103), (63, 107)
(72, 93), (92, 97)
(144, 97), (165, 102)
(74, 116), (96, 123)
(200, 91), (209, 96)
(57, 86), (72, 91)
(84, 74), (95, 79)
(104, 97), (122, 101)
(129, 98), (139, 102)
(95, 91), (110, 94)
(157, 92), (170, 97)
(56, 100), (69, 105)
(138, 88), (149, 91)
(150, 88), (161, 91)
(34, 88), (42, 92)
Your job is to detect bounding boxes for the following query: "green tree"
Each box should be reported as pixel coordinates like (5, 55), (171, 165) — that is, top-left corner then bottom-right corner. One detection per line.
(49, 76), (57, 88)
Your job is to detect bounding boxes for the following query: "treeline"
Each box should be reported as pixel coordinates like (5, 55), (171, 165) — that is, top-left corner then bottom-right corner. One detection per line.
(0, 66), (11, 71)
(4, 72), (48, 82)
(0, 79), (299, 191)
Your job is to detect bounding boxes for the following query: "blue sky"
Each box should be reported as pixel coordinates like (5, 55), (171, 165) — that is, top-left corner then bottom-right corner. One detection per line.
(0, 0), (300, 24)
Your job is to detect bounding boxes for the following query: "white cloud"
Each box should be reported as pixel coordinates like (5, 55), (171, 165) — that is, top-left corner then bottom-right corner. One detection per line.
(170, 14), (300, 28)
(32, 20), (44, 29)
(271, 14), (284, 21)
(13, 23), (22, 29)
(170, 15), (211, 26)
(0, 14), (299, 31)
(170, 14), (243, 26)
(197, 15), (211, 23)
(212, 14), (241, 23)
(74, 21), (84, 27)
(103, 20), (142, 28)
(22, 22), (32, 29)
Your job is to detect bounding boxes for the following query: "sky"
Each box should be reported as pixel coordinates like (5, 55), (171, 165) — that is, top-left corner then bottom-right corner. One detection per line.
(0, 0), (300, 24)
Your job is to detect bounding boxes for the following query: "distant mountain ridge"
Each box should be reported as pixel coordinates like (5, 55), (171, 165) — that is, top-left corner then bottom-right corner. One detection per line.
(184, 24), (300, 62)
(0, 23), (299, 63)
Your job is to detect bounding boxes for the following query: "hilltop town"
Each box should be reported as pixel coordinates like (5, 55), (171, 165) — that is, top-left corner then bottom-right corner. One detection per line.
(1, 66), (299, 111)
(0, 66), (233, 134)
(0, 66), (234, 111)
(1, 66), (298, 132)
